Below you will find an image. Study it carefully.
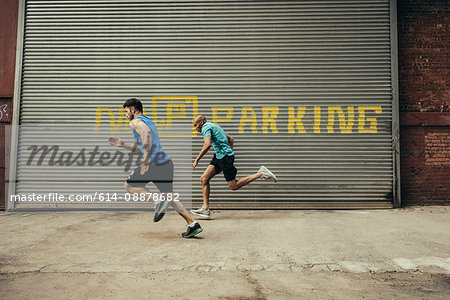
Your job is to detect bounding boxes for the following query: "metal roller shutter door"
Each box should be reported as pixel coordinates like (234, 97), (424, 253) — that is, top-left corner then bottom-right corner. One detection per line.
(11, 0), (398, 209)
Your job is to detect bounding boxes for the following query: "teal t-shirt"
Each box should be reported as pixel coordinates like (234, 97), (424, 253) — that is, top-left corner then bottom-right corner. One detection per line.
(201, 122), (234, 159)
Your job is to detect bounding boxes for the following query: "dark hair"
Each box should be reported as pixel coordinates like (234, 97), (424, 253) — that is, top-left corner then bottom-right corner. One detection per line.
(123, 98), (143, 112)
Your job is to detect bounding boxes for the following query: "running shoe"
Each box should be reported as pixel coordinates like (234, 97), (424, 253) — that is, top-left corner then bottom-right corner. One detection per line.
(258, 165), (278, 182)
(154, 198), (171, 222)
(182, 222), (203, 238)
(190, 207), (211, 218)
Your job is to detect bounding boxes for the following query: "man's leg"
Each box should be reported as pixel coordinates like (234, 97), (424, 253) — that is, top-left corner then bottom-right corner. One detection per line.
(124, 182), (150, 194)
(200, 164), (216, 210)
(162, 186), (202, 238)
(126, 181), (201, 236)
(227, 172), (262, 191)
(154, 182), (202, 238)
(170, 200), (195, 224)
(125, 181), (193, 222)
(152, 181), (196, 224)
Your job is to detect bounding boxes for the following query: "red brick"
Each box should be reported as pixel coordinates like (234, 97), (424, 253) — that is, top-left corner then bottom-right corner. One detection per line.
(0, 124), (4, 167)
(0, 99), (12, 123)
(401, 126), (450, 205)
(0, 124), (11, 168)
(398, 0), (449, 205)
(398, 1), (449, 113)
(0, 0), (18, 98)
(0, 168), (4, 210)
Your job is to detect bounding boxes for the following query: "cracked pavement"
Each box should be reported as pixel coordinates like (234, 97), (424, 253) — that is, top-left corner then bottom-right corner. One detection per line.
(0, 207), (449, 299)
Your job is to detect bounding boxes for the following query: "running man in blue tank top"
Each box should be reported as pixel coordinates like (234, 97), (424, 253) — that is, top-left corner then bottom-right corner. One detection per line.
(108, 98), (202, 238)
(191, 115), (277, 219)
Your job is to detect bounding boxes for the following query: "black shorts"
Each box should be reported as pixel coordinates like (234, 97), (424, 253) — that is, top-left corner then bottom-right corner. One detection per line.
(210, 154), (238, 181)
(126, 160), (173, 193)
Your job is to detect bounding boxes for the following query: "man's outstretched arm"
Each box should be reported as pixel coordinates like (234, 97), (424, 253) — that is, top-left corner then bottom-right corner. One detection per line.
(108, 137), (141, 153)
(193, 135), (212, 170)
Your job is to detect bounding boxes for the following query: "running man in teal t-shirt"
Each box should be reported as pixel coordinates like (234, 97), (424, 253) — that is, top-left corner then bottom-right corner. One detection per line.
(191, 115), (277, 218)
(201, 121), (235, 159)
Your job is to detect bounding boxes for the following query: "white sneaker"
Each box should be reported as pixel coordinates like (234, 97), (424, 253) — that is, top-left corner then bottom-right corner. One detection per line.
(190, 207), (211, 218)
(258, 166), (278, 182)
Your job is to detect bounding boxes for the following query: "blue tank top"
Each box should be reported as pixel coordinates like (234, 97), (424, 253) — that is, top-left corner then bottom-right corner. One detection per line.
(131, 115), (171, 165)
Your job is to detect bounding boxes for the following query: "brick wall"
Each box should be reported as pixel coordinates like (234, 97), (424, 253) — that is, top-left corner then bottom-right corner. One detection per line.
(401, 127), (449, 204)
(0, 0), (19, 210)
(398, 0), (450, 205)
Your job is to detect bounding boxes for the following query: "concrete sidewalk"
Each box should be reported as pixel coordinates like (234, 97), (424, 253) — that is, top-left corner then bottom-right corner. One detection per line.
(0, 207), (449, 299)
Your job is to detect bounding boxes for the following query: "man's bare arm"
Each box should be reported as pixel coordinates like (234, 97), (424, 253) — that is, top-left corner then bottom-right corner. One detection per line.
(193, 135), (212, 170)
(123, 142), (142, 153)
(130, 119), (152, 165)
(226, 133), (234, 149)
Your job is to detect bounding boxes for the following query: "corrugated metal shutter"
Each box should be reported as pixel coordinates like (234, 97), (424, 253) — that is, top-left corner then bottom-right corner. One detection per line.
(13, 0), (395, 209)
